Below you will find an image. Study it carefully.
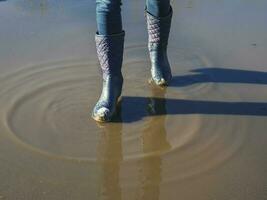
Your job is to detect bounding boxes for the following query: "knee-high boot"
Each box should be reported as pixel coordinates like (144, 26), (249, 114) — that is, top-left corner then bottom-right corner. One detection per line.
(92, 31), (125, 122)
(145, 6), (173, 86)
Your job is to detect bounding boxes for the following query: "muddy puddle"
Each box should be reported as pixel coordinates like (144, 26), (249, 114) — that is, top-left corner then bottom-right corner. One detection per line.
(0, 0), (267, 199)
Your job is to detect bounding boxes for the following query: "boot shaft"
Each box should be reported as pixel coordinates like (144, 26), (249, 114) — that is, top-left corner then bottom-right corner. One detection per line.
(145, 6), (173, 51)
(95, 31), (125, 80)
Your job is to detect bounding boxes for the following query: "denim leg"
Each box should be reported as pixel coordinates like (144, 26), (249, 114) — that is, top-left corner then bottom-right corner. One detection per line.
(146, 0), (171, 17)
(96, 0), (123, 35)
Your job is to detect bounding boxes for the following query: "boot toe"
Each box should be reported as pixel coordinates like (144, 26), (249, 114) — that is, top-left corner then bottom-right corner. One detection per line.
(152, 77), (166, 85)
(157, 78), (168, 86)
(92, 107), (112, 122)
(151, 74), (171, 86)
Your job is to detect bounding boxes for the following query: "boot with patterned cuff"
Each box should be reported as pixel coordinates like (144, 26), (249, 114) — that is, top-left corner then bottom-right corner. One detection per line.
(145, 6), (173, 86)
(92, 31), (125, 122)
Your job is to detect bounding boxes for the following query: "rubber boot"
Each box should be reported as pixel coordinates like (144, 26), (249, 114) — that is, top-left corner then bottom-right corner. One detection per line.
(92, 31), (125, 122)
(145, 6), (173, 86)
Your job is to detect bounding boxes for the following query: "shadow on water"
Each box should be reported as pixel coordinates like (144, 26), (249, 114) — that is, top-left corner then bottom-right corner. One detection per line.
(170, 67), (267, 87)
(117, 96), (267, 123)
(109, 67), (267, 123)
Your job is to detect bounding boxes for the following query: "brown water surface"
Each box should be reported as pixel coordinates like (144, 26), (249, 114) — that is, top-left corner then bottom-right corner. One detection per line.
(0, 0), (267, 199)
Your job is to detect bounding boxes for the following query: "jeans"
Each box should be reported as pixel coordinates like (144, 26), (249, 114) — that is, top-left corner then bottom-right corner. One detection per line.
(96, 0), (171, 35)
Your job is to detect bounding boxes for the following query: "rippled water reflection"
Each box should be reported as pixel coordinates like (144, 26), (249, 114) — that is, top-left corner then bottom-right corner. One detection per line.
(0, 0), (267, 199)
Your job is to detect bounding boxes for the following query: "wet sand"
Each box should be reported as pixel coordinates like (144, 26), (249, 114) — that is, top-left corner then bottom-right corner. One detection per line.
(0, 0), (267, 199)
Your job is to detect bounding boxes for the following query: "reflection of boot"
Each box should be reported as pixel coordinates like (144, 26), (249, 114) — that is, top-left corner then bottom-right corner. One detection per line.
(92, 31), (125, 122)
(138, 87), (171, 200)
(145, 6), (173, 86)
(145, 86), (171, 152)
(97, 123), (123, 200)
(147, 86), (167, 115)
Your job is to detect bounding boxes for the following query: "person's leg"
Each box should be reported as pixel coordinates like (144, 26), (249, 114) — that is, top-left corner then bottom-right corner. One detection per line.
(146, 0), (170, 17)
(145, 0), (173, 86)
(96, 0), (123, 35)
(93, 0), (125, 122)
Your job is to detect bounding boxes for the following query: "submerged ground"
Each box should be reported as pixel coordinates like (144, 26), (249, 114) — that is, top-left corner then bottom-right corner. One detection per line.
(0, 0), (267, 199)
